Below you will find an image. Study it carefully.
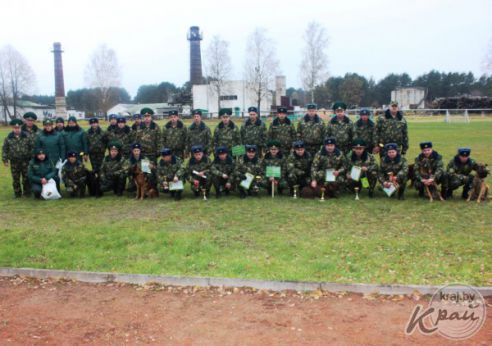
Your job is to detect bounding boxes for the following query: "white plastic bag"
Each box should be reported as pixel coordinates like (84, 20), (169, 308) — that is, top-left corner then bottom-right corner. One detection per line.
(41, 178), (62, 200)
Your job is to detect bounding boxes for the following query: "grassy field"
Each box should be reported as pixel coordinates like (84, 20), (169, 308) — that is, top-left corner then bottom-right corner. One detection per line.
(0, 118), (491, 286)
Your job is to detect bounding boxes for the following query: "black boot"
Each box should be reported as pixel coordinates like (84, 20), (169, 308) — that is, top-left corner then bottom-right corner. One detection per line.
(398, 187), (405, 200)
(418, 187), (424, 198)
(239, 189), (247, 199)
(174, 191), (182, 201)
(368, 189), (374, 198)
(462, 185), (471, 200)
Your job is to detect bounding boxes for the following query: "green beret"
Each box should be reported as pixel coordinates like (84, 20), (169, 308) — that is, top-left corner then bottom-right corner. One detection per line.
(9, 119), (23, 127)
(108, 141), (122, 150)
(352, 139), (367, 148)
(23, 112), (37, 120)
(332, 102), (347, 111)
(43, 119), (54, 126)
(390, 101), (399, 106)
(219, 108), (232, 116)
(56, 117), (65, 123)
(34, 148), (45, 155)
(307, 104), (317, 110)
(267, 140), (281, 148)
(140, 107), (154, 116)
(67, 116), (77, 122)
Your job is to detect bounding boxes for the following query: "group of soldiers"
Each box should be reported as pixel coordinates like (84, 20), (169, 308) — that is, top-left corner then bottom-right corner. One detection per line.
(1, 102), (485, 201)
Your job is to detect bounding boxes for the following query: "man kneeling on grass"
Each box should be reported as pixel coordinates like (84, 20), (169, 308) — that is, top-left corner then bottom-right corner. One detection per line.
(157, 148), (186, 201)
(187, 145), (212, 198)
(378, 143), (408, 200)
(99, 141), (128, 197)
(28, 148), (59, 199)
(62, 151), (88, 198)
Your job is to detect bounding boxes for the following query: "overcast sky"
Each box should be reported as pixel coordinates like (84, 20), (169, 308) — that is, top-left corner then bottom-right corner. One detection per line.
(1, 0), (491, 98)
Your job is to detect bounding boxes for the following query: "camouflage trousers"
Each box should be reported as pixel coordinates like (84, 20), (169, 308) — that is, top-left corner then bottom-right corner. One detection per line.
(100, 175), (126, 195)
(212, 176), (234, 194)
(10, 161), (30, 196)
(89, 152), (105, 173)
(313, 171), (346, 197)
(287, 173), (311, 189)
(444, 173), (473, 191)
(190, 176), (211, 193)
(414, 176), (445, 191)
(263, 177), (288, 194)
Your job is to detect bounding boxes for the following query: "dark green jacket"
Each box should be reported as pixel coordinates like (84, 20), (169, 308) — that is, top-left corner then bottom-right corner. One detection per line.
(353, 118), (376, 149)
(414, 151), (444, 182)
(28, 156), (57, 184)
(63, 125), (88, 154)
(35, 129), (66, 164)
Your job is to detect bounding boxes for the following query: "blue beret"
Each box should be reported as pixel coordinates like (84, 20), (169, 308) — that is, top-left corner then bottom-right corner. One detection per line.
(168, 110), (178, 116)
(248, 107), (258, 113)
(66, 151), (78, 158)
(293, 140), (305, 149)
(131, 143), (142, 150)
(191, 145), (204, 153)
(89, 118), (99, 124)
(109, 114), (118, 120)
(324, 137), (336, 145)
(420, 141), (432, 149)
(160, 148), (172, 156)
(116, 117), (126, 123)
(384, 143), (398, 151)
(458, 147), (471, 157)
(192, 109), (202, 116)
(133, 113), (142, 119)
(215, 146), (228, 155)
(277, 107), (288, 114)
(359, 109), (371, 116)
(245, 144), (257, 152)
(307, 104), (317, 110)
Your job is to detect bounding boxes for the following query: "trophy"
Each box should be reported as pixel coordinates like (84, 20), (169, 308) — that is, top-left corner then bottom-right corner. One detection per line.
(293, 185), (299, 199)
(202, 187), (207, 201)
(253, 176), (262, 193)
(163, 176), (169, 191)
(354, 187), (360, 200)
(320, 186), (326, 202)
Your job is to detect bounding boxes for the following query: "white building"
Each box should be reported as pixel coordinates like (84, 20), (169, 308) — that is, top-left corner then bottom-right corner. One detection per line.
(391, 87), (426, 109)
(192, 80), (274, 117)
(107, 103), (178, 119)
(1, 100), (85, 122)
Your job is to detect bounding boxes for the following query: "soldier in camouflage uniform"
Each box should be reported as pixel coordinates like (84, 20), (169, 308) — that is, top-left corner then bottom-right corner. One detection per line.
(234, 145), (264, 199)
(99, 142), (128, 196)
(87, 118), (107, 173)
(213, 109), (241, 152)
(210, 146), (235, 198)
(2, 119), (33, 197)
(262, 140), (288, 195)
(126, 143), (157, 195)
(107, 117), (132, 158)
(414, 141), (445, 198)
(268, 107), (296, 155)
(187, 109), (212, 155)
(345, 139), (378, 198)
(62, 151), (88, 198)
(161, 110), (188, 159)
(28, 148), (59, 199)
(286, 140), (312, 196)
(325, 102), (353, 154)
(107, 114), (118, 134)
(297, 104), (325, 157)
(353, 109), (376, 153)
(187, 145), (212, 198)
(131, 113), (142, 132)
(310, 137), (348, 198)
(378, 143), (408, 200)
(55, 117), (65, 133)
(157, 148), (186, 200)
(134, 107), (161, 161)
(374, 101), (409, 156)
(443, 148), (484, 199)
(21, 112), (39, 142)
(240, 107), (267, 156)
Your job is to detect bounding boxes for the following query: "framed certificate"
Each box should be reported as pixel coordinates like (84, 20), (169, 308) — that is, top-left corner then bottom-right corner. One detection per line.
(141, 159), (151, 173)
(325, 169), (336, 182)
(350, 166), (362, 181)
(169, 180), (184, 191)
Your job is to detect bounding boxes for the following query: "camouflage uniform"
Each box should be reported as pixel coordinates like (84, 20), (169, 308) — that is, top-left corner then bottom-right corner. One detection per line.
(127, 155), (157, 193)
(134, 122), (161, 161)
(286, 151), (313, 190)
(2, 131), (33, 196)
(262, 151), (288, 193)
(62, 160), (88, 197)
(268, 117), (296, 154)
(240, 118), (267, 154)
(353, 119), (376, 152)
(21, 124), (39, 142)
(444, 156), (481, 198)
(375, 110), (409, 154)
(311, 147), (348, 196)
(187, 122), (212, 154)
(107, 126), (132, 158)
(157, 155), (186, 198)
(297, 114), (325, 157)
(346, 150), (378, 195)
(210, 155), (235, 196)
(325, 116), (353, 154)
(234, 154), (264, 196)
(414, 151), (445, 193)
(87, 127), (108, 172)
(186, 155), (212, 195)
(161, 120), (188, 159)
(99, 154), (129, 195)
(213, 121), (241, 152)
(378, 153), (408, 199)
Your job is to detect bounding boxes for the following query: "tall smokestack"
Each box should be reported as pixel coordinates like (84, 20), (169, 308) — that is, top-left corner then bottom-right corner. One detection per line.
(187, 26), (203, 85)
(52, 42), (67, 118)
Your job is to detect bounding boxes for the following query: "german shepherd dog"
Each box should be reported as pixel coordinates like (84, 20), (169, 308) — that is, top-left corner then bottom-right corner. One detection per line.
(133, 165), (158, 200)
(86, 170), (102, 197)
(467, 163), (489, 203)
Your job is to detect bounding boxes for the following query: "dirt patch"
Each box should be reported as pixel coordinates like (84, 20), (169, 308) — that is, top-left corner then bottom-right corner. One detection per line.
(0, 276), (490, 345)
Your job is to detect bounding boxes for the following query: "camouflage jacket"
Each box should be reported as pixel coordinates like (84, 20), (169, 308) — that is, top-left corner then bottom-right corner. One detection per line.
(325, 115), (353, 153)
(353, 118), (376, 148)
(100, 154), (129, 180)
(62, 160), (87, 187)
(268, 117), (296, 152)
(235, 155), (264, 180)
(2, 131), (33, 162)
(187, 122), (212, 153)
(346, 151), (378, 173)
(287, 151), (312, 177)
(375, 110), (409, 153)
(21, 124), (39, 141)
(157, 156), (186, 183)
(134, 121), (161, 157)
(262, 152), (287, 179)
(186, 156), (212, 183)
(106, 124), (118, 134)
(240, 118), (267, 148)
(210, 155), (235, 184)
(414, 151), (444, 181)
(161, 120), (188, 154)
(446, 156), (479, 176)
(379, 154), (408, 183)
(107, 126), (132, 157)
(213, 121), (241, 151)
(87, 127), (108, 156)
(311, 148), (348, 181)
(297, 114), (325, 147)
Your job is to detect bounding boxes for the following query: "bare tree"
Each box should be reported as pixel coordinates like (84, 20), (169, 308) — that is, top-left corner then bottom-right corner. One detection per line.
(0, 45), (35, 122)
(84, 44), (121, 116)
(244, 28), (279, 113)
(204, 35), (232, 112)
(299, 22), (329, 103)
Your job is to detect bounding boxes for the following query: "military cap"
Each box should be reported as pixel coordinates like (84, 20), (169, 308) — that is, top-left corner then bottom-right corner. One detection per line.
(23, 112), (37, 120)
(66, 151), (78, 158)
(133, 113), (142, 119)
(390, 101), (399, 106)
(458, 147), (471, 157)
(384, 143), (398, 151)
(245, 144), (257, 152)
(109, 114), (118, 120)
(420, 141), (432, 149)
(359, 109), (371, 116)
(56, 117), (65, 123)
(108, 141), (122, 150)
(34, 148), (45, 155)
(9, 119), (23, 127)
(168, 110), (178, 116)
(89, 118), (99, 124)
(306, 104), (317, 110)
(215, 146), (228, 155)
(116, 116), (126, 123)
(140, 107), (154, 116)
(332, 102), (347, 111)
(292, 140), (305, 149)
(219, 108), (232, 116)
(160, 148), (172, 156)
(131, 143), (142, 150)
(191, 145), (204, 153)
(67, 116), (77, 123)
(352, 139), (367, 148)
(324, 137), (337, 145)
(267, 140), (281, 148)
(247, 106), (258, 113)
(277, 107), (288, 114)
(43, 119), (54, 126)
(192, 109), (203, 116)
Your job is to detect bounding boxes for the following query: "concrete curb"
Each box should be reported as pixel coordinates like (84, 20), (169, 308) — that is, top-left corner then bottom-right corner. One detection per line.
(1, 267), (491, 297)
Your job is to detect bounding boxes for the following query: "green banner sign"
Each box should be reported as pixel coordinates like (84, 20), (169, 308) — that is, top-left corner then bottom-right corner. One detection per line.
(266, 166), (281, 178)
(231, 145), (246, 157)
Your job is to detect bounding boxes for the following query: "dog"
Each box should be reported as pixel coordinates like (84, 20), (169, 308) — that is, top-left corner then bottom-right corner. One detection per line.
(467, 163), (489, 204)
(86, 170), (102, 197)
(419, 160), (444, 202)
(133, 165), (158, 200)
(407, 163), (416, 189)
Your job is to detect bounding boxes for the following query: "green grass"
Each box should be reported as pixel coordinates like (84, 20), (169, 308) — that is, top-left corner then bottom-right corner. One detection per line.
(0, 119), (491, 286)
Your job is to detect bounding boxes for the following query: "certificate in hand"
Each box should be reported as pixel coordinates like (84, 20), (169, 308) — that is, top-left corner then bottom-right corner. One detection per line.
(350, 166), (362, 181)
(240, 173), (254, 189)
(141, 159), (151, 173)
(325, 169), (336, 182)
(169, 180), (184, 191)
